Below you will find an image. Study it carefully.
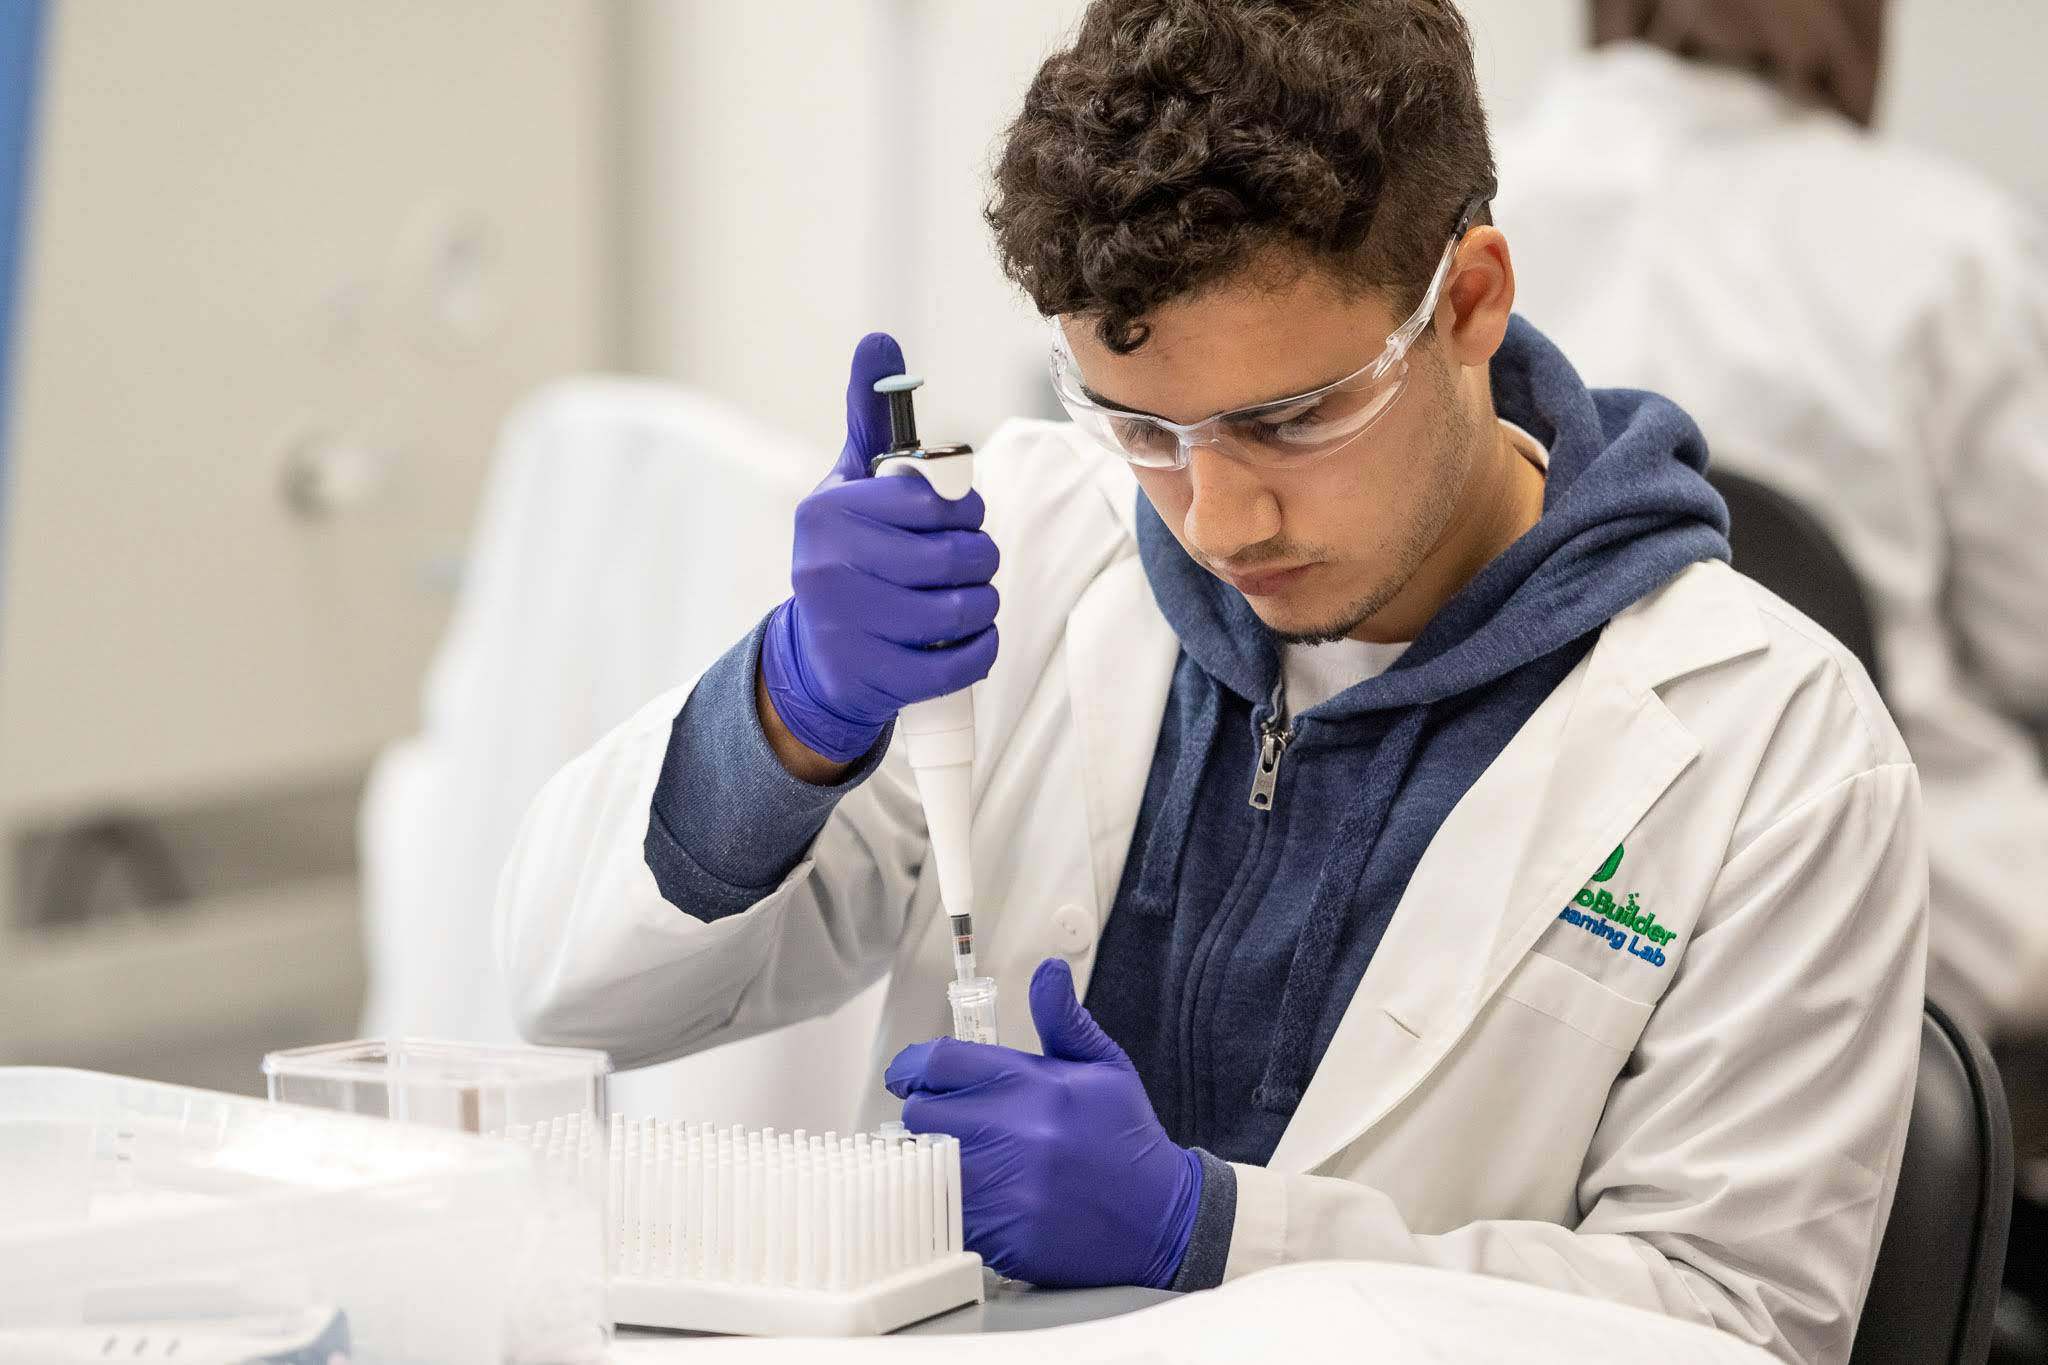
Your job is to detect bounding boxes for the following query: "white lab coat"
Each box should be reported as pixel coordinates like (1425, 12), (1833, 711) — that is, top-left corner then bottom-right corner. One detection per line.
(1497, 42), (2048, 1036)
(361, 375), (884, 1127)
(498, 416), (1926, 1364)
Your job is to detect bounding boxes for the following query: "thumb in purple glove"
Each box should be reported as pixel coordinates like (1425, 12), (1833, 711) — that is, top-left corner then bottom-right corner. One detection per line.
(759, 332), (1001, 765)
(829, 331), (907, 486)
(885, 958), (1203, 1289)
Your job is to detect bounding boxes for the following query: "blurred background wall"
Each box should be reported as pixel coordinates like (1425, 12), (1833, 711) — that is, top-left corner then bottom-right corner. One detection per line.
(0, 0), (2041, 1098)
(0, 0), (619, 1091)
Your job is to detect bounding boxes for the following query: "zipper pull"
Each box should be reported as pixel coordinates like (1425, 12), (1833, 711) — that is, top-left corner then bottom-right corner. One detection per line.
(1248, 719), (1292, 811)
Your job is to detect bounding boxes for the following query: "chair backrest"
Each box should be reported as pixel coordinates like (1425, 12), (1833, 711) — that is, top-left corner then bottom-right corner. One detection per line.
(1707, 468), (1884, 692)
(1849, 1001), (2013, 1365)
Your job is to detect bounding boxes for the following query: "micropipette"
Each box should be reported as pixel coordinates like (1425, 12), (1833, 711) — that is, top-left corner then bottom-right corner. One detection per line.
(869, 374), (1001, 1045)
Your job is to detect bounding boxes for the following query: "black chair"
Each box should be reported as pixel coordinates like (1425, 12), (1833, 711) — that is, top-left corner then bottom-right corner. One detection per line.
(1850, 1001), (2014, 1365)
(1707, 468), (1885, 693)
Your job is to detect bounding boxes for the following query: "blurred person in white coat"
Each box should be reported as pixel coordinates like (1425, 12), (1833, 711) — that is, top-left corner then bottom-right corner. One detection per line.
(1498, 0), (2048, 1037)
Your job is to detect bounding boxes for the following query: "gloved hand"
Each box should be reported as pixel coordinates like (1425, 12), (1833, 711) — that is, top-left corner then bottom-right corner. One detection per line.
(885, 958), (1203, 1289)
(758, 332), (1002, 765)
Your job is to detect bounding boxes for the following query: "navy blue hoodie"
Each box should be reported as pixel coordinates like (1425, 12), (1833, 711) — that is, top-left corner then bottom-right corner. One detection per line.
(1086, 315), (1729, 1164)
(641, 317), (1729, 1287)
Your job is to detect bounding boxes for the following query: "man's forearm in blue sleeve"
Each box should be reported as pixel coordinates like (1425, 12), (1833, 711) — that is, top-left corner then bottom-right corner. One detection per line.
(644, 616), (891, 920)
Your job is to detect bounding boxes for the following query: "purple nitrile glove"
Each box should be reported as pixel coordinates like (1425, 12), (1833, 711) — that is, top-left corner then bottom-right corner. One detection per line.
(758, 332), (1001, 765)
(885, 958), (1204, 1289)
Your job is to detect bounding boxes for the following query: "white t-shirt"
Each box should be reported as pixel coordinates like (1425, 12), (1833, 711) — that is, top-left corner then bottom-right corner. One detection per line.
(1279, 421), (1549, 716)
(1282, 636), (1413, 714)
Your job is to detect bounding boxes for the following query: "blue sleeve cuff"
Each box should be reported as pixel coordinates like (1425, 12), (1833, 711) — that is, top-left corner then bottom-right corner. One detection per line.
(1169, 1148), (1237, 1292)
(643, 615), (891, 920)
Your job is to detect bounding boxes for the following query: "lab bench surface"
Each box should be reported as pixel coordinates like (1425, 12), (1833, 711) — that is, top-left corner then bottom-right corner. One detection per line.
(613, 1271), (1175, 1343)
(897, 1274), (1175, 1334)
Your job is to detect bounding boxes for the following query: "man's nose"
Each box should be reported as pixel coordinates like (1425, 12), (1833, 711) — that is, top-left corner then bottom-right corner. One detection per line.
(1181, 442), (1281, 563)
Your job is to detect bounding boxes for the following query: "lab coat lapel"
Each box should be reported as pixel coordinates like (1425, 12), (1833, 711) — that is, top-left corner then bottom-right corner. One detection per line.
(1266, 634), (1703, 1175)
(1062, 553), (1179, 999)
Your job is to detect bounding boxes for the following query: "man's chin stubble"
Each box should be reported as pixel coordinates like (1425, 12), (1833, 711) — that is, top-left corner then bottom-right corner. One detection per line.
(1264, 579), (1403, 646)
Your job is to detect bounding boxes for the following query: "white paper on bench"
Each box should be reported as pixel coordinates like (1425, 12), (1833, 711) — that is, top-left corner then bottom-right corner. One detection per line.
(608, 1259), (1781, 1364)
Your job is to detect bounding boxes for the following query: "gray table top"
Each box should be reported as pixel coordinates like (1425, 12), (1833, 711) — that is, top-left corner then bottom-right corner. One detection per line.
(614, 1271), (1174, 1342)
(896, 1273), (1174, 1335)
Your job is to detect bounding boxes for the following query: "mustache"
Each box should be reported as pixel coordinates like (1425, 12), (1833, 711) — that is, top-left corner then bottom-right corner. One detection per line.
(1203, 541), (1322, 574)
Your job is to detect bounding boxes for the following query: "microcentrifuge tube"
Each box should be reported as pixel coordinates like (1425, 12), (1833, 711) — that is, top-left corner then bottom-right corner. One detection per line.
(947, 976), (1000, 1046)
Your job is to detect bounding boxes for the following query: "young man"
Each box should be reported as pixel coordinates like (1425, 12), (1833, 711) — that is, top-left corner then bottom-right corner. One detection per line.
(497, 3), (1925, 1359)
(1497, 0), (2048, 1043)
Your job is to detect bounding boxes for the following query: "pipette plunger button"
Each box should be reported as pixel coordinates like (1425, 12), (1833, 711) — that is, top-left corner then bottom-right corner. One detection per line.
(874, 373), (924, 453)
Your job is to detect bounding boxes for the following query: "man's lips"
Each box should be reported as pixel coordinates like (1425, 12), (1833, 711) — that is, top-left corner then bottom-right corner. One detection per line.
(1217, 562), (1312, 596)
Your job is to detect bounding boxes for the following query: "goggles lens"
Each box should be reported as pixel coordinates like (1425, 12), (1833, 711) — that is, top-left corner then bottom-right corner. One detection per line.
(1050, 350), (1412, 471)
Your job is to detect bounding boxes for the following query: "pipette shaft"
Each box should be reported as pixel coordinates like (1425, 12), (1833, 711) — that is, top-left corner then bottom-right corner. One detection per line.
(869, 371), (998, 1045)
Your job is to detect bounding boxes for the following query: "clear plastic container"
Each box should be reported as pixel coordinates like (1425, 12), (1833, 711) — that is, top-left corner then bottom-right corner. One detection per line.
(262, 1037), (609, 1135)
(0, 1066), (540, 1364)
(263, 1038), (612, 1362)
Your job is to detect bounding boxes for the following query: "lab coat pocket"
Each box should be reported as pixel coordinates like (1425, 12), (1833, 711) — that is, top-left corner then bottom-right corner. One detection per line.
(1327, 951), (1660, 1231)
(1500, 951), (1656, 1054)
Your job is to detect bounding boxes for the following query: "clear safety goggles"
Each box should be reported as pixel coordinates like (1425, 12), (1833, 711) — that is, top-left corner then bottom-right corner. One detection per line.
(1048, 193), (1490, 472)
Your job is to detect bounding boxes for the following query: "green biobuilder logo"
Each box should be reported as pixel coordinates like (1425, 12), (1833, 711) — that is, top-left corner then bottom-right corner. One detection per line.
(1590, 845), (1624, 883)
(1555, 844), (1675, 968)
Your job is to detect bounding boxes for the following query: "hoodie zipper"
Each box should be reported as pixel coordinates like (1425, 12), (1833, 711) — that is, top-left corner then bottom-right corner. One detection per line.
(1248, 685), (1294, 812)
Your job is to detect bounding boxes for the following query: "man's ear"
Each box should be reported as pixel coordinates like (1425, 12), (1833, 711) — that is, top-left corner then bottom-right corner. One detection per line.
(1444, 225), (1516, 369)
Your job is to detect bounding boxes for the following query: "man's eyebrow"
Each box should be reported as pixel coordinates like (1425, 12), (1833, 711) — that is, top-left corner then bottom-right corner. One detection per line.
(1078, 369), (1355, 421)
(1077, 384), (1171, 419)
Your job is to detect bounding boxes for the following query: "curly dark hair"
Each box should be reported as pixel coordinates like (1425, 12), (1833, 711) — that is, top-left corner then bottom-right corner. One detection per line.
(988, 0), (1497, 354)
